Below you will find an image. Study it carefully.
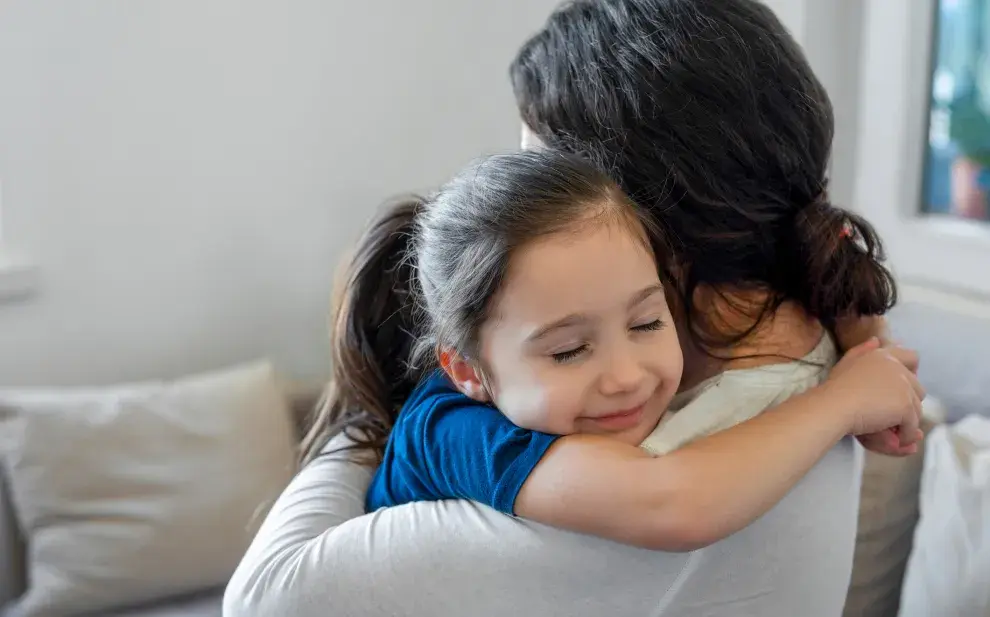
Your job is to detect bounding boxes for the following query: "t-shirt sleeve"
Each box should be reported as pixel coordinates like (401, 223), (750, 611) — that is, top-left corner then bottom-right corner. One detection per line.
(367, 379), (559, 515)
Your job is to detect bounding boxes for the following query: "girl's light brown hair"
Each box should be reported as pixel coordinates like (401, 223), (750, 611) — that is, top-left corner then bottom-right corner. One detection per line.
(299, 150), (665, 466)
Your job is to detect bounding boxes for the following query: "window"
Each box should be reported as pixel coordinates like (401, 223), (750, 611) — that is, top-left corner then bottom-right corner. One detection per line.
(854, 0), (990, 296)
(925, 0), (990, 222)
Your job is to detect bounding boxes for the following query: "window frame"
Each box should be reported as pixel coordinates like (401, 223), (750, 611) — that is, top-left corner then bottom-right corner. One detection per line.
(853, 0), (990, 297)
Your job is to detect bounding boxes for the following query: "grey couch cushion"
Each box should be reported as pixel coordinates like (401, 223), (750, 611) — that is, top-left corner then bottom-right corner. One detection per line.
(0, 468), (25, 608)
(0, 362), (297, 617)
(889, 300), (990, 422)
(95, 589), (222, 617)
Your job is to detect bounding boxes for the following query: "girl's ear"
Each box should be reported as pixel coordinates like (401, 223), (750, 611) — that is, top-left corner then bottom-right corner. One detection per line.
(438, 349), (490, 403)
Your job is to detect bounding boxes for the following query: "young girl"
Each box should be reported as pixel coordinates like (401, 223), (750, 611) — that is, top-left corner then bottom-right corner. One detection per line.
(333, 149), (923, 551)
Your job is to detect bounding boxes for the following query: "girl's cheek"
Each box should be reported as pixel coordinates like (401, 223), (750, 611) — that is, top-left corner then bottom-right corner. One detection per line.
(495, 381), (552, 431)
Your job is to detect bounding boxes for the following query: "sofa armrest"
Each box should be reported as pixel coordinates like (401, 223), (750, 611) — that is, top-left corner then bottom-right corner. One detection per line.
(0, 468), (26, 609)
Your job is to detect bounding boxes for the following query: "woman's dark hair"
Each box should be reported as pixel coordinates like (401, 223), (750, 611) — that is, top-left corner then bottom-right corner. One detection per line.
(300, 150), (662, 465)
(509, 0), (896, 352)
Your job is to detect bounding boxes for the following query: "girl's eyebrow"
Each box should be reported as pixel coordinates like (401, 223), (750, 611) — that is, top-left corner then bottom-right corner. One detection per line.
(526, 283), (665, 343)
(627, 283), (665, 310)
(526, 314), (591, 344)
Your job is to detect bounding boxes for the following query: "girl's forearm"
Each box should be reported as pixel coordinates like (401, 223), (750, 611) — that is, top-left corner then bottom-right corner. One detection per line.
(515, 385), (851, 551)
(643, 385), (850, 547)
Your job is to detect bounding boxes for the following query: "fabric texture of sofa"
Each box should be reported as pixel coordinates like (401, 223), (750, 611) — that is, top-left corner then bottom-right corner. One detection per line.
(0, 362), (313, 617)
(0, 298), (986, 616)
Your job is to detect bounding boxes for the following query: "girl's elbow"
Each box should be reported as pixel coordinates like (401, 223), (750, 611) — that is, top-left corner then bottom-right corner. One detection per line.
(637, 502), (724, 552)
(644, 523), (716, 552)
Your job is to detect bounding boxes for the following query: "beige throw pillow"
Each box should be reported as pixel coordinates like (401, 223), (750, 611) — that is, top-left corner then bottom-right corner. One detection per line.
(0, 361), (297, 617)
(843, 398), (946, 617)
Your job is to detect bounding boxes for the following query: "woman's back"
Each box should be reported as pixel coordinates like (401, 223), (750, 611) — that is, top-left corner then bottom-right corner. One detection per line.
(657, 440), (858, 615)
(225, 337), (859, 617)
(647, 336), (860, 614)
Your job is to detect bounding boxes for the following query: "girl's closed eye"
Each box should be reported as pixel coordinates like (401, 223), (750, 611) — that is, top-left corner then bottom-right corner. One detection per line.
(631, 318), (665, 333)
(551, 344), (589, 364)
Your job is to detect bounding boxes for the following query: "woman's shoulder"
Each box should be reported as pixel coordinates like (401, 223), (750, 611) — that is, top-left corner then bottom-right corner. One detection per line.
(702, 333), (837, 396)
(641, 335), (838, 456)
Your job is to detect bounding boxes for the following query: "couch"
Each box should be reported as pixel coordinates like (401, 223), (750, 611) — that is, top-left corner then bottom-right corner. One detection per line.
(0, 298), (986, 617)
(0, 362), (316, 617)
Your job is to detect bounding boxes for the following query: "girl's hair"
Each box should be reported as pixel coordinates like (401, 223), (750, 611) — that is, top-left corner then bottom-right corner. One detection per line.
(509, 0), (896, 352)
(300, 150), (663, 465)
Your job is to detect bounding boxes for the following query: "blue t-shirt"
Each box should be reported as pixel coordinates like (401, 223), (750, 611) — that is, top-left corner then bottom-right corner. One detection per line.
(366, 371), (560, 515)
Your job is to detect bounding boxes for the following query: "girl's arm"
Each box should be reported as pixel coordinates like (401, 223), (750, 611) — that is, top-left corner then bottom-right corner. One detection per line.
(516, 385), (848, 551)
(515, 340), (924, 551)
(834, 315), (923, 456)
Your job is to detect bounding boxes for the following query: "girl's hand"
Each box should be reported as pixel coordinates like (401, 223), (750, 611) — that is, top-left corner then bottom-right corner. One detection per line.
(833, 317), (924, 456)
(854, 338), (923, 456)
(825, 338), (925, 446)
(857, 428), (923, 457)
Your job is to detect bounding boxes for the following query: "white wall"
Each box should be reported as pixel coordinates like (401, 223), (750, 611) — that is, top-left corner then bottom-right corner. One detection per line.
(0, 0), (559, 386)
(0, 0), (871, 387)
(764, 0), (865, 209)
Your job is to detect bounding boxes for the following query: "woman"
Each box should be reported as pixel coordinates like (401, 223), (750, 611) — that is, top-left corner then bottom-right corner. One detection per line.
(224, 1), (918, 615)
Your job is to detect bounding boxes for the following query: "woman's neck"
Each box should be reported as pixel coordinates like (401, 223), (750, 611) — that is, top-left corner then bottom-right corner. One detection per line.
(677, 288), (825, 391)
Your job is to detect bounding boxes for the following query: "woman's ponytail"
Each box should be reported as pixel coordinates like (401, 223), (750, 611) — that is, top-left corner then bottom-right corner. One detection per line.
(785, 199), (897, 329)
(299, 197), (425, 466)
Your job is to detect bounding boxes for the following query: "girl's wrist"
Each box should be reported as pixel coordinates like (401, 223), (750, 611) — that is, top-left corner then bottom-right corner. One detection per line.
(791, 383), (860, 439)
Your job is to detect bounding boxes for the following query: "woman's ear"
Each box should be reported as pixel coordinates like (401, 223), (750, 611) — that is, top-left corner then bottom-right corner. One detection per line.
(438, 349), (490, 402)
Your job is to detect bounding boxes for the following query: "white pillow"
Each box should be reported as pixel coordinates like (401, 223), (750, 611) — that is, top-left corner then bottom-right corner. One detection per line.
(0, 361), (298, 617)
(899, 414), (990, 617)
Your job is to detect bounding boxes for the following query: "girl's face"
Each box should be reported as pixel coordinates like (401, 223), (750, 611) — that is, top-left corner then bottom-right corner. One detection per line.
(461, 216), (683, 446)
